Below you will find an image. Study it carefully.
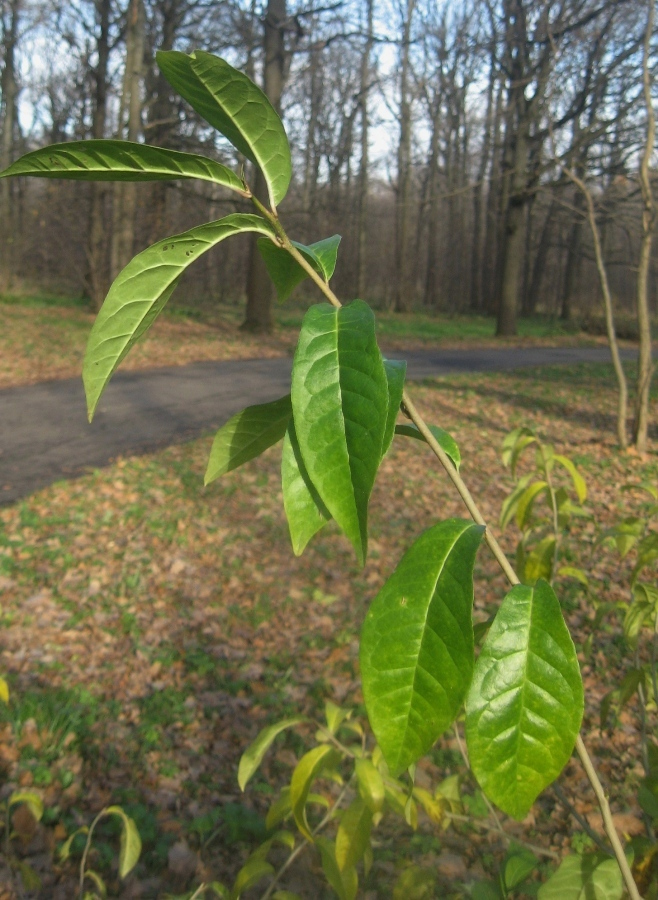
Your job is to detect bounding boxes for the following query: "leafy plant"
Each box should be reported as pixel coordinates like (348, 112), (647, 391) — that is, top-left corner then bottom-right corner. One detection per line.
(0, 49), (642, 899)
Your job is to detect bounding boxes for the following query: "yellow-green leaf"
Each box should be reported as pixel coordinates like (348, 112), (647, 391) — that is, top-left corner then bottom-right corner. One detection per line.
(238, 717), (305, 791)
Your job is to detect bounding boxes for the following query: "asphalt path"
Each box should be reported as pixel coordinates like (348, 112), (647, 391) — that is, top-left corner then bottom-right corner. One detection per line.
(0, 346), (634, 505)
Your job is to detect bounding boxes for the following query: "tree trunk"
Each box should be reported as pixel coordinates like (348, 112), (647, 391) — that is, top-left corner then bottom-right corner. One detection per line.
(0, 0), (20, 292)
(560, 192), (584, 322)
(633, 0), (655, 453)
(394, 0), (416, 313)
(111, 0), (145, 280)
(302, 42), (320, 219)
(470, 53), (496, 312)
(87, 0), (112, 310)
(242, 0), (286, 333)
(525, 200), (555, 316)
(423, 97), (440, 309)
(356, 0), (374, 300)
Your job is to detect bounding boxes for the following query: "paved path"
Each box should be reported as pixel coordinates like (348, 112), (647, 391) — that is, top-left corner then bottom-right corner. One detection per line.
(0, 346), (632, 505)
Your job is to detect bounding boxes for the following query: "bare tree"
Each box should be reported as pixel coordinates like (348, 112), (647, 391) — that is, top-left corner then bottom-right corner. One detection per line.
(0, 0), (21, 290)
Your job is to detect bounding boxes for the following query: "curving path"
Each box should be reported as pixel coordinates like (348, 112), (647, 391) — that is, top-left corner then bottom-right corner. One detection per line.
(0, 346), (634, 505)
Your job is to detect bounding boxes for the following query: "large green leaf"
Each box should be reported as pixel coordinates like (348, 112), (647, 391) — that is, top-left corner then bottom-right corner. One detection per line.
(205, 395), (291, 485)
(465, 580), (584, 820)
(156, 50), (291, 207)
(290, 300), (388, 565)
(382, 360), (406, 456)
(360, 519), (484, 775)
(394, 423), (461, 470)
(281, 423), (330, 555)
(537, 854), (623, 900)
(257, 235), (341, 302)
(0, 140), (245, 192)
(83, 213), (275, 420)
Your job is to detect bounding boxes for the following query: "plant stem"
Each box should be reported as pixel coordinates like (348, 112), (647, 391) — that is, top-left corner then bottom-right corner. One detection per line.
(271, 213), (642, 900)
(260, 783), (350, 900)
(79, 808), (107, 900)
(551, 783), (612, 856)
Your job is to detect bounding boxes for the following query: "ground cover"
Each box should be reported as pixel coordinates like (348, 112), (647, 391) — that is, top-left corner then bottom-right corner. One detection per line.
(0, 362), (656, 897)
(0, 293), (603, 390)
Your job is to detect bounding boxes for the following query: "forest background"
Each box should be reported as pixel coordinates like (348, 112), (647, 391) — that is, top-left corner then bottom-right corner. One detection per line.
(0, 0), (656, 338)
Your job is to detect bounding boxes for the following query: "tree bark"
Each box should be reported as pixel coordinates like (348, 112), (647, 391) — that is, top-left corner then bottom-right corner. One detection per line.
(110, 0), (145, 280)
(242, 0), (286, 333)
(0, 0), (20, 292)
(633, 0), (655, 453)
(394, 0), (416, 313)
(87, 0), (112, 310)
(356, 0), (374, 300)
(470, 51), (496, 312)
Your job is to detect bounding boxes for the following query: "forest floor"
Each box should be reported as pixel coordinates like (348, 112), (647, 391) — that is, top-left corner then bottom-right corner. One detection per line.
(0, 358), (656, 898)
(0, 293), (606, 390)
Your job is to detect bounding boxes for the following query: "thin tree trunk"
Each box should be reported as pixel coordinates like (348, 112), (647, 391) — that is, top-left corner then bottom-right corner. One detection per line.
(423, 98), (441, 309)
(111, 0), (145, 280)
(633, 0), (655, 452)
(563, 164), (628, 448)
(561, 191), (584, 321)
(243, 0), (286, 333)
(0, 0), (20, 292)
(87, 0), (112, 310)
(394, 0), (416, 313)
(470, 53), (496, 311)
(525, 201), (556, 317)
(356, 0), (374, 300)
(302, 43), (320, 219)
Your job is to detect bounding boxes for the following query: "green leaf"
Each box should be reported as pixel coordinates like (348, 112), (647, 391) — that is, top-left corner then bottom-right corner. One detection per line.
(501, 427), (537, 475)
(537, 853), (623, 900)
(335, 797), (372, 872)
(382, 360), (407, 457)
(392, 866), (436, 900)
(394, 424), (461, 470)
(291, 300), (389, 565)
(9, 791), (44, 823)
(624, 590), (657, 647)
(0, 677), (8, 704)
(316, 837), (358, 900)
(558, 567), (589, 587)
(0, 140), (246, 193)
(523, 536), (556, 584)
(231, 857), (274, 900)
(84, 213), (275, 420)
(238, 717), (305, 791)
(504, 847), (538, 891)
(59, 826), (89, 862)
(632, 532), (658, 585)
(290, 745), (337, 841)
(156, 50), (291, 208)
(266, 788), (291, 831)
(500, 474), (533, 531)
(281, 423), (331, 555)
(360, 519), (484, 775)
(471, 881), (504, 900)
(516, 481), (549, 529)
(205, 395), (292, 485)
(105, 806), (142, 878)
(465, 580), (584, 820)
(355, 758), (385, 814)
(258, 235), (341, 302)
(554, 455), (587, 504)
(83, 869), (107, 898)
(324, 700), (350, 734)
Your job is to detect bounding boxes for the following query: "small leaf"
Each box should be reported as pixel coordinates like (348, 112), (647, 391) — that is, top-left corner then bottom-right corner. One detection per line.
(84, 213), (275, 419)
(324, 700), (350, 734)
(465, 580), (584, 820)
(516, 481), (549, 529)
(156, 50), (291, 208)
(504, 847), (538, 891)
(558, 567), (589, 587)
(265, 787), (291, 830)
(273, 893), (303, 900)
(0, 140), (246, 192)
(335, 797), (372, 871)
(0, 677), (8, 703)
(537, 853), (623, 900)
(394, 424), (461, 470)
(471, 881), (504, 900)
(281, 424), (330, 555)
(17, 861), (42, 891)
(355, 758), (385, 814)
(238, 717), (305, 791)
(231, 857), (274, 900)
(104, 806), (142, 878)
(84, 869), (107, 898)
(412, 786), (445, 825)
(316, 837), (357, 900)
(382, 360), (407, 456)
(554, 455), (587, 504)
(59, 826), (89, 862)
(205, 395), (292, 484)
(392, 865), (436, 899)
(523, 536), (556, 584)
(500, 474), (533, 531)
(360, 519), (484, 775)
(290, 745), (337, 841)
(501, 427), (537, 475)
(291, 301), (389, 564)
(9, 791), (44, 823)
(258, 235), (341, 302)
